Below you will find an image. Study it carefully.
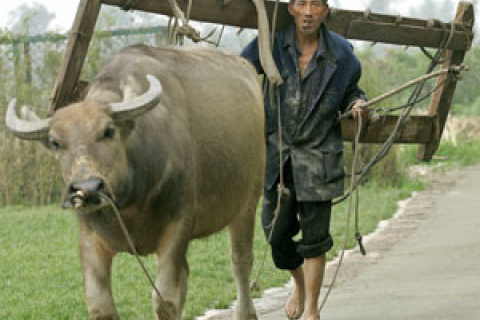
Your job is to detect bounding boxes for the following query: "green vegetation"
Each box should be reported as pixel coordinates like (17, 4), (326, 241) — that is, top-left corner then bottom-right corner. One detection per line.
(0, 177), (421, 320)
(403, 139), (480, 169)
(1, 5), (480, 319)
(1, 9), (480, 205)
(3, 136), (479, 320)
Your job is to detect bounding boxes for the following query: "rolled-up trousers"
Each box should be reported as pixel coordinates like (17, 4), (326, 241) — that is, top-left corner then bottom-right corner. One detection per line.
(262, 160), (333, 270)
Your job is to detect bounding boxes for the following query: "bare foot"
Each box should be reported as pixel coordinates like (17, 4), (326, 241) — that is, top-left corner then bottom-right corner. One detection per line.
(303, 310), (320, 320)
(285, 283), (305, 320)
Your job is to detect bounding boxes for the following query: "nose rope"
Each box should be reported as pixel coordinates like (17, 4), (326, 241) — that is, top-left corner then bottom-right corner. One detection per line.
(98, 174), (117, 202)
(64, 174), (116, 209)
(98, 193), (176, 320)
(64, 176), (175, 318)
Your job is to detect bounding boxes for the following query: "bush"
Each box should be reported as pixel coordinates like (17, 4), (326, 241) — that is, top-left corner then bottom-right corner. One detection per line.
(451, 95), (480, 117)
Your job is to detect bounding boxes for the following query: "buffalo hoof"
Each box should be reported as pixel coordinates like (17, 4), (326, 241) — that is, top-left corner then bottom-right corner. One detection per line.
(155, 300), (177, 320)
(90, 311), (122, 320)
(91, 316), (122, 320)
(234, 308), (258, 320)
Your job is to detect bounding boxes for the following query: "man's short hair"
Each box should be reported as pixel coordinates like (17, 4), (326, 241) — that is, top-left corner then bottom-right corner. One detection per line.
(289, 0), (328, 4)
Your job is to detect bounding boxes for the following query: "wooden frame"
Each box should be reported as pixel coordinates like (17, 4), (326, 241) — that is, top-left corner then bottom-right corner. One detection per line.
(48, 0), (475, 161)
(417, 3), (475, 160)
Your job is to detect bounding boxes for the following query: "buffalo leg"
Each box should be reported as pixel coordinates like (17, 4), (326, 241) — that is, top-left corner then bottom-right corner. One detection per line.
(79, 224), (121, 320)
(228, 205), (258, 320)
(153, 222), (190, 320)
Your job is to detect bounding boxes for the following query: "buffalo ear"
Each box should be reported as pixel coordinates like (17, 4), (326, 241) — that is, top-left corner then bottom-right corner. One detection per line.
(118, 120), (135, 140)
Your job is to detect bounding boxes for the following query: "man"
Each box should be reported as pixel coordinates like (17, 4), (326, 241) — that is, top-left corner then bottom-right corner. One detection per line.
(241, 1), (366, 320)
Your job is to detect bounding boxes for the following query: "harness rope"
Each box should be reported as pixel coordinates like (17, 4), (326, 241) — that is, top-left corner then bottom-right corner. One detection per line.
(319, 109), (363, 311)
(316, 19), (463, 313)
(336, 27), (460, 206)
(166, 0), (218, 45)
(99, 193), (177, 320)
(339, 65), (465, 121)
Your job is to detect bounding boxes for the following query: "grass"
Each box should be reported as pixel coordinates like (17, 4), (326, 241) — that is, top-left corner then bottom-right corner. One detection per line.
(401, 139), (480, 170)
(1, 138), (478, 320)
(431, 140), (480, 166)
(0, 178), (421, 320)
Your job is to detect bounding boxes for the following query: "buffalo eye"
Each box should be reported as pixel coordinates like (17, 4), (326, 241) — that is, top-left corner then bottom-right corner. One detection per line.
(103, 126), (116, 140)
(48, 137), (62, 150)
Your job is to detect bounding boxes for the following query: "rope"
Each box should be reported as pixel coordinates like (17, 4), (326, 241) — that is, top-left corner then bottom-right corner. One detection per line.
(336, 19), (466, 201)
(252, 2), (468, 313)
(419, 21), (455, 65)
(338, 65), (466, 120)
(215, 25), (226, 48)
(167, 16), (179, 45)
(374, 77), (449, 114)
(99, 193), (176, 320)
(334, 25), (462, 207)
(420, 47), (445, 64)
(251, 80), (286, 292)
(271, 0), (281, 48)
(318, 107), (363, 312)
(251, 0), (464, 297)
(166, 0), (218, 45)
(251, 0), (284, 292)
(186, 0), (193, 24)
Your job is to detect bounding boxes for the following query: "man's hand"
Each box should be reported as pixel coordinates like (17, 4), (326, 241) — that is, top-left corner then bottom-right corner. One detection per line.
(351, 99), (369, 120)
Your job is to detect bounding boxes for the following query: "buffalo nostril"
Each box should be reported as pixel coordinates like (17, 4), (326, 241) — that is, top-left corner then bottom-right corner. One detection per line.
(70, 177), (105, 195)
(67, 177), (105, 208)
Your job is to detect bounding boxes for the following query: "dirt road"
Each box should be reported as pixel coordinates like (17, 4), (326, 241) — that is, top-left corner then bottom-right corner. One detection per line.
(204, 164), (480, 320)
(317, 164), (480, 319)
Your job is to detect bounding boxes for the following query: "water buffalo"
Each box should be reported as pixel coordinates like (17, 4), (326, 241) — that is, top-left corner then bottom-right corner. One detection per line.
(5, 44), (265, 320)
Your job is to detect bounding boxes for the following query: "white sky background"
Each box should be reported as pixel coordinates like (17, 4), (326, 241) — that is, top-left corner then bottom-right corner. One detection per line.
(0, 0), (464, 33)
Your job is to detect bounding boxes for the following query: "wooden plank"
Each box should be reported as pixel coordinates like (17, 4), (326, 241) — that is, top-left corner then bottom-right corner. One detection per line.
(49, 0), (102, 113)
(47, 0), (472, 150)
(417, 2), (475, 161)
(345, 20), (470, 50)
(327, 8), (473, 50)
(101, 0), (473, 50)
(341, 115), (434, 144)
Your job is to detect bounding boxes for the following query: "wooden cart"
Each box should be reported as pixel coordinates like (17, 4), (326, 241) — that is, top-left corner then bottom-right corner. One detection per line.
(48, 0), (475, 161)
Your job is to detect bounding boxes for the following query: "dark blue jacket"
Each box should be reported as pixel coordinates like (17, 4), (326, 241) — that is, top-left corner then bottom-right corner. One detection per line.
(241, 24), (365, 201)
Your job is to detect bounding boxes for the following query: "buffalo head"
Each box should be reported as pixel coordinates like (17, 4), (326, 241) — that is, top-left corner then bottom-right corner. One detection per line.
(5, 75), (162, 211)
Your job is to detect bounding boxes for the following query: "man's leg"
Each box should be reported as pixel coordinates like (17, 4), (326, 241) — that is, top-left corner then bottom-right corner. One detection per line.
(303, 255), (326, 320)
(297, 201), (333, 320)
(285, 265), (305, 319)
(261, 163), (304, 319)
(262, 192), (304, 319)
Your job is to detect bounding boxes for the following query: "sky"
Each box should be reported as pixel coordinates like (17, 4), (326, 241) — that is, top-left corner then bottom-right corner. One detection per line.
(0, 0), (462, 33)
(0, 0), (78, 31)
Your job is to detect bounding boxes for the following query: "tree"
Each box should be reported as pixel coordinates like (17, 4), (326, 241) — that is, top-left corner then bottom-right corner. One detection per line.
(96, 6), (167, 30)
(8, 2), (55, 35)
(96, 6), (136, 30)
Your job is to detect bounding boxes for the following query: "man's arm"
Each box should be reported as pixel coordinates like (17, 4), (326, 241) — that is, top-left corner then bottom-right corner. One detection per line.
(240, 37), (264, 75)
(341, 62), (366, 112)
(341, 61), (368, 119)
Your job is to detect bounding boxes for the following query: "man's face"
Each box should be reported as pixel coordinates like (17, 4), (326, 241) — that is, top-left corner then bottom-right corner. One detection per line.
(288, 0), (328, 35)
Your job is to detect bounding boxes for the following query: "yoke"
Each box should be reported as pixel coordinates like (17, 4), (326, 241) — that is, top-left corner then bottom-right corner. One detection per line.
(48, 0), (475, 161)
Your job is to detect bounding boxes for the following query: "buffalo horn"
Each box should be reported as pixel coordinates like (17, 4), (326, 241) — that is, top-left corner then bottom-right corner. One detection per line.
(109, 74), (163, 122)
(5, 99), (51, 140)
